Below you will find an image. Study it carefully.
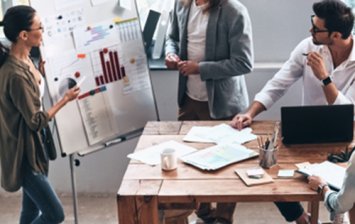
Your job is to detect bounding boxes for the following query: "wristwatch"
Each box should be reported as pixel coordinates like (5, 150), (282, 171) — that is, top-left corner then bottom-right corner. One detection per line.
(322, 76), (332, 86)
(317, 183), (328, 194)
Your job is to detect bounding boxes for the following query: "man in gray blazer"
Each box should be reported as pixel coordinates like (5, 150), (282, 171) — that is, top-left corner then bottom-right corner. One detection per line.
(165, 0), (253, 223)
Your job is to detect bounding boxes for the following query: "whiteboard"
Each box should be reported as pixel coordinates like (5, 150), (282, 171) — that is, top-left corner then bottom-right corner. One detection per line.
(30, 0), (158, 155)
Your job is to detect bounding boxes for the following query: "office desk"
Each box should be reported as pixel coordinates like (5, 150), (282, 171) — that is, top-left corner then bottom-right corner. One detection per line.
(117, 121), (353, 224)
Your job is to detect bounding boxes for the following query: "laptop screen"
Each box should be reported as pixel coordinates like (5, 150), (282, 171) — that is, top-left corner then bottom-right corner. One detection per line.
(281, 104), (354, 144)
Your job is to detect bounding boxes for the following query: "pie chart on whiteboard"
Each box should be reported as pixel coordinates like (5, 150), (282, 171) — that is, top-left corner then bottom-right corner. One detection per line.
(58, 77), (77, 97)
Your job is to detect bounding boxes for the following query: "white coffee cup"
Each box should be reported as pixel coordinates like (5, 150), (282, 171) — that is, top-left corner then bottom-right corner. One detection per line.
(160, 148), (177, 171)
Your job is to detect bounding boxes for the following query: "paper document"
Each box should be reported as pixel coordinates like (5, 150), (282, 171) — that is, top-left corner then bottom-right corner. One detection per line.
(180, 143), (258, 171)
(297, 161), (345, 190)
(127, 140), (197, 165)
(183, 126), (215, 143)
(183, 124), (257, 144)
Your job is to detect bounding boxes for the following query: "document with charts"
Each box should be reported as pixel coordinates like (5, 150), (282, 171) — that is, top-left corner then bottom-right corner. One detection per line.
(180, 143), (258, 171)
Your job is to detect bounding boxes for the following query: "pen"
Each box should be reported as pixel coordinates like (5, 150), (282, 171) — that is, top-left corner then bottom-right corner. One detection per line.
(302, 53), (309, 56)
(104, 137), (125, 147)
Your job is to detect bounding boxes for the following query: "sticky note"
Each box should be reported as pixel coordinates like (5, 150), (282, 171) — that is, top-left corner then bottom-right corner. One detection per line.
(246, 168), (264, 179)
(278, 169), (294, 178)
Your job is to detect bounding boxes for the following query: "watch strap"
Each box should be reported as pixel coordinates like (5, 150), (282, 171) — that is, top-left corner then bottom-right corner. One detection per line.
(317, 183), (328, 194)
(322, 76), (332, 86)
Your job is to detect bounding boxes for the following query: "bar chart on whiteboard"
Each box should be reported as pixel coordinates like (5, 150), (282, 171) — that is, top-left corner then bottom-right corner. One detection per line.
(92, 47), (128, 87)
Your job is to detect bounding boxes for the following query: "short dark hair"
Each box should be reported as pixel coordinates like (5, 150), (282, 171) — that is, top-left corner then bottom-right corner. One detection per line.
(313, 0), (354, 39)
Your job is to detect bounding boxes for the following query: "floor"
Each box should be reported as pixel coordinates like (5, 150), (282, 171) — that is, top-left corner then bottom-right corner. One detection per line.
(0, 193), (333, 224)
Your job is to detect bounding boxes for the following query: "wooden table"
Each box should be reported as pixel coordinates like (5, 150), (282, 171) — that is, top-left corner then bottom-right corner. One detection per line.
(117, 121), (353, 224)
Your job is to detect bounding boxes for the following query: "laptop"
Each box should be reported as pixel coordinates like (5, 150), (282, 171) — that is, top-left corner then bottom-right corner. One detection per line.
(281, 104), (354, 144)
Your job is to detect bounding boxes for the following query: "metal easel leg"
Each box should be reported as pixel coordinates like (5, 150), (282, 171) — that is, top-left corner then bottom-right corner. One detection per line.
(69, 154), (79, 224)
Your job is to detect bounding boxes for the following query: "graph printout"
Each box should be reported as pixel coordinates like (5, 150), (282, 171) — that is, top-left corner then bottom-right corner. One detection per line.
(77, 86), (118, 145)
(73, 20), (119, 52)
(91, 46), (127, 87)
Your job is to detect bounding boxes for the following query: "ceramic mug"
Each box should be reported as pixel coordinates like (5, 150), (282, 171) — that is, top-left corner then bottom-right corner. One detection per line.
(161, 148), (177, 171)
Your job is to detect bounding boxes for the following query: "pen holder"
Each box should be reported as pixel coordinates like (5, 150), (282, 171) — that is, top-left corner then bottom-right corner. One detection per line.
(259, 147), (278, 169)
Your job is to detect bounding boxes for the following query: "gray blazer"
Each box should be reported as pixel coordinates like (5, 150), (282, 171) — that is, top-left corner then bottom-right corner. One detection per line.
(165, 0), (254, 119)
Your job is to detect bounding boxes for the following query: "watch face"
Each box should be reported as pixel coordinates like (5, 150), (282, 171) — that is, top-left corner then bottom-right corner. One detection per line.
(317, 185), (322, 194)
(322, 77), (332, 86)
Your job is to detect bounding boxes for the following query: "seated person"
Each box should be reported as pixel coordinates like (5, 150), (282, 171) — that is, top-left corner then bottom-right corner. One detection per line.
(230, 0), (355, 223)
(308, 151), (355, 223)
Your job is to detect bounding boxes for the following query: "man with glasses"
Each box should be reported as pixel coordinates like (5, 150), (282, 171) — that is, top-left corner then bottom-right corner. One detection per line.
(231, 0), (354, 223)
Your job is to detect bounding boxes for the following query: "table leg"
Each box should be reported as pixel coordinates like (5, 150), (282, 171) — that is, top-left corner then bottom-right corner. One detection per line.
(136, 196), (159, 224)
(117, 195), (159, 224)
(309, 201), (320, 224)
(349, 203), (355, 224)
(117, 195), (136, 224)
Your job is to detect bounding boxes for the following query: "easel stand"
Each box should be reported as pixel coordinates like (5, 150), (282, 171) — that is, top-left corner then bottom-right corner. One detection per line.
(69, 154), (80, 224)
(66, 130), (142, 224)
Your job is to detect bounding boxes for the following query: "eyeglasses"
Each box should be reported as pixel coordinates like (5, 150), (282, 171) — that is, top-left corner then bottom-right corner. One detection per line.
(28, 26), (44, 32)
(311, 15), (329, 33)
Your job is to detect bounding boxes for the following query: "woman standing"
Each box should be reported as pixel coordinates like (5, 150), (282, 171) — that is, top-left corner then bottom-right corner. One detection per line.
(0, 5), (80, 223)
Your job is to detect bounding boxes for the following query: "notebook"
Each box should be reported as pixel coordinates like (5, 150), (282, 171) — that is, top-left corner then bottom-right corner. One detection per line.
(296, 161), (345, 190)
(235, 168), (274, 186)
(281, 104), (354, 144)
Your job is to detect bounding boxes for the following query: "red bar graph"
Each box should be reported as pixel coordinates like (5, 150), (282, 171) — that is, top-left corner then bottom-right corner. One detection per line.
(113, 51), (121, 80)
(121, 66), (126, 78)
(95, 48), (125, 86)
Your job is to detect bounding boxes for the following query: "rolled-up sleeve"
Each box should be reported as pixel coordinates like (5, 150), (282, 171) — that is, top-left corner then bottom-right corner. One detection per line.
(254, 42), (305, 109)
(332, 82), (355, 105)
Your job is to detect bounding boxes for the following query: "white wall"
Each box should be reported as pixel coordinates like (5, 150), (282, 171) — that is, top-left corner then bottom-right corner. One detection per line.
(239, 0), (318, 62)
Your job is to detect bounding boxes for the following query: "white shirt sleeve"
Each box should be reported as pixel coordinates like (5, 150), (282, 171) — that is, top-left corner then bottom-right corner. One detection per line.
(332, 80), (355, 105)
(254, 39), (307, 109)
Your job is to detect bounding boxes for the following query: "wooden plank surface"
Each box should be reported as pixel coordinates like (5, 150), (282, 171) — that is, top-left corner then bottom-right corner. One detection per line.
(143, 121), (182, 135)
(158, 179), (320, 203)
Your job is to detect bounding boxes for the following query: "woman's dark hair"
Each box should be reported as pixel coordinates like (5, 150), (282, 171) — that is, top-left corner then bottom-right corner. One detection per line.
(0, 5), (36, 66)
(313, 0), (354, 39)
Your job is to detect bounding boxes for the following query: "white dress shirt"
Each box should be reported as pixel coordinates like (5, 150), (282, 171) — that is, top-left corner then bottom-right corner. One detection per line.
(255, 37), (355, 110)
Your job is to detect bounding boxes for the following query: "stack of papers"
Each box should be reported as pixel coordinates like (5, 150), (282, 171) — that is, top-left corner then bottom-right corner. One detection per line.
(127, 140), (197, 165)
(297, 161), (345, 190)
(183, 124), (257, 144)
(180, 143), (258, 171)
